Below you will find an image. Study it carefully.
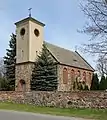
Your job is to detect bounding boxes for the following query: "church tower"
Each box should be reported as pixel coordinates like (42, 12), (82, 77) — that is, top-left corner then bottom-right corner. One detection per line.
(15, 16), (45, 91)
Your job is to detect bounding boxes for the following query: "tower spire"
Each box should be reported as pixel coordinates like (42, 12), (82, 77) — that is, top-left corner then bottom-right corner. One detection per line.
(28, 8), (32, 17)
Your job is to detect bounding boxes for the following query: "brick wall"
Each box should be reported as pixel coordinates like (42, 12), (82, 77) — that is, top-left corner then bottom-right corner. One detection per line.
(0, 91), (107, 109)
(57, 64), (93, 91)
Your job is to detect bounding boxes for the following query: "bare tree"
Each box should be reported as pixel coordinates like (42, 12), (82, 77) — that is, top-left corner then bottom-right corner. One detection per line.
(96, 54), (107, 76)
(80, 0), (107, 55)
(0, 58), (5, 77)
(105, 0), (107, 4)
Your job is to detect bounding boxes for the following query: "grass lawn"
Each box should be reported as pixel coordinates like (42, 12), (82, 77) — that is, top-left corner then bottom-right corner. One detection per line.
(0, 102), (107, 120)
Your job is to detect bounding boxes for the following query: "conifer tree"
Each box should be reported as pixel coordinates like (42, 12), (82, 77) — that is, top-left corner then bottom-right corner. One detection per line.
(105, 76), (107, 90)
(99, 75), (106, 90)
(0, 77), (8, 91)
(31, 44), (58, 91)
(4, 33), (16, 90)
(90, 73), (99, 90)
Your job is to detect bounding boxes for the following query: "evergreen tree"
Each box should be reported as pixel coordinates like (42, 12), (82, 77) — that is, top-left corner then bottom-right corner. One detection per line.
(0, 73), (2, 78)
(31, 44), (58, 91)
(0, 77), (8, 91)
(105, 76), (107, 90)
(90, 73), (99, 90)
(99, 75), (106, 90)
(4, 33), (16, 90)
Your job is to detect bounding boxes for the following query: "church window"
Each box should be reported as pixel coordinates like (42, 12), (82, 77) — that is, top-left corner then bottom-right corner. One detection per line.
(77, 70), (81, 77)
(71, 69), (75, 81)
(20, 28), (25, 36)
(34, 28), (39, 37)
(83, 72), (86, 81)
(89, 73), (91, 80)
(63, 68), (68, 84)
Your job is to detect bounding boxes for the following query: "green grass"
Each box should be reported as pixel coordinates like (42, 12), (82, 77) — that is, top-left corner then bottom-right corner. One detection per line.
(0, 102), (107, 120)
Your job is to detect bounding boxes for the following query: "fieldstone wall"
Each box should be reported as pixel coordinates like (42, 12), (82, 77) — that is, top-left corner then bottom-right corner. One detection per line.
(0, 91), (107, 109)
(15, 63), (93, 92)
(15, 62), (34, 91)
(58, 64), (93, 91)
(0, 91), (24, 103)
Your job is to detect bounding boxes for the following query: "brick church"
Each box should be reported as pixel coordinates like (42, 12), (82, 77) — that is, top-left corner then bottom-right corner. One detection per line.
(15, 16), (94, 92)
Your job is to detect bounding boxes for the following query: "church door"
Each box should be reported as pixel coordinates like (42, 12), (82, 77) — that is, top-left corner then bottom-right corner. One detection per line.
(19, 80), (26, 91)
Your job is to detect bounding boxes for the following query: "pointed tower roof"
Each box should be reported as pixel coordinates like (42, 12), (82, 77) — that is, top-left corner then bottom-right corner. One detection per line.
(15, 17), (45, 27)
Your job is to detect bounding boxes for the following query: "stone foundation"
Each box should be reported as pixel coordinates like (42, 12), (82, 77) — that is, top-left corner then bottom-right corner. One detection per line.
(0, 91), (107, 109)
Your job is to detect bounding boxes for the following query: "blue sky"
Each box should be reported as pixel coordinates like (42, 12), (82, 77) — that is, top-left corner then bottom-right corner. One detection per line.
(0, 0), (96, 68)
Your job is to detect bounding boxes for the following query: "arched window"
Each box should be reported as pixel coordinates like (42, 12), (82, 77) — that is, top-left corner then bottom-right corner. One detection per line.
(71, 69), (75, 81)
(83, 72), (86, 82)
(18, 79), (26, 91)
(63, 68), (68, 84)
(87, 72), (92, 85)
(77, 70), (81, 77)
(89, 73), (91, 81)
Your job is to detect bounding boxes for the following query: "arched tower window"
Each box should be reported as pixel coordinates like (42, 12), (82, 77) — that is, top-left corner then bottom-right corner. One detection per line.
(63, 68), (68, 84)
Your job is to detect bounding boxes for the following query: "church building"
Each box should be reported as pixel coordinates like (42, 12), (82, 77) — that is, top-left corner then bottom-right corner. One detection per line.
(15, 16), (94, 92)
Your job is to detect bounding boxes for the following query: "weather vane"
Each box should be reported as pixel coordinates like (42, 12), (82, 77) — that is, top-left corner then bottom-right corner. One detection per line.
(28, 8), (32, 17)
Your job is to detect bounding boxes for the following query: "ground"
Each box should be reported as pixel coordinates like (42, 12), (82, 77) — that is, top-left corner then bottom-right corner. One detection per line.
(0, 102), (107, 120)
(0, 110), (89, 120)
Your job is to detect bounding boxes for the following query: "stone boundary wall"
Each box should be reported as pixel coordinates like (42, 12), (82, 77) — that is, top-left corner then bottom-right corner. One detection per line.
(0, 91), (107, 109)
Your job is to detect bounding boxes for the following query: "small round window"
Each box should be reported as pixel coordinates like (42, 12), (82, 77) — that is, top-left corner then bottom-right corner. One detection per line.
(34, 29), (39, 37)
(20, 28), (25, 36)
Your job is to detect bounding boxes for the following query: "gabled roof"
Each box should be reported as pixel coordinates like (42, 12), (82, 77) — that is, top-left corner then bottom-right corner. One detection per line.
(45, 41), (94, 71)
